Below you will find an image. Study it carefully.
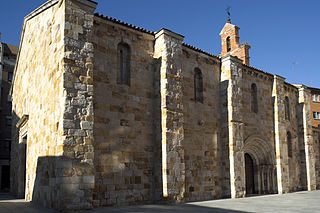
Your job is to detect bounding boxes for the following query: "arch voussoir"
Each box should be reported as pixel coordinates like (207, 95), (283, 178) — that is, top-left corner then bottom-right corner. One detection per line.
(242, 134), (276, 195)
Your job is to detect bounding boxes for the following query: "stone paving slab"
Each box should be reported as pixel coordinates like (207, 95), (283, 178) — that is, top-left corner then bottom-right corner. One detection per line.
(1, 191), (320, 213)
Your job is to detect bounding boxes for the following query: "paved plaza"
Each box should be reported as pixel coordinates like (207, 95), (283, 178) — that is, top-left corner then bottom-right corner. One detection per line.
(1, 190), (320, 213)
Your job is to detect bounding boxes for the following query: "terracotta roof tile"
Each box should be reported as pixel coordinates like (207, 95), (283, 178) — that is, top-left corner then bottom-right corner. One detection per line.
(94, 13), (155, 35)
(182, 43), (219, 59)
(93, 14), (222, 60)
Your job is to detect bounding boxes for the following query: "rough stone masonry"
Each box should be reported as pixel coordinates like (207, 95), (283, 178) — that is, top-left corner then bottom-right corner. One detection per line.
(10, 0), (320, 210)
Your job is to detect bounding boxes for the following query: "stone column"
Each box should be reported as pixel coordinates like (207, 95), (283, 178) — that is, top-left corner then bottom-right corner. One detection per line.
(273, 167), (277, 193)
(257, 167), (262, 194)
(265, 170), (268, 193)
(154, 29), (185, 201)
(298, 86), (316, 191)
(267, 166), (272, 193)
(272, 75), (289, 194)
(59, 0), (97, 210)
(261, 166), (265, 193)
(270, 168), (274, 193)
(221, 55), (245, 198)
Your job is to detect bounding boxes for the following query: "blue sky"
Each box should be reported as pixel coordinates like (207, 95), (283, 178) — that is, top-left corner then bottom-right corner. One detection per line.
(0, 0), (319, 88)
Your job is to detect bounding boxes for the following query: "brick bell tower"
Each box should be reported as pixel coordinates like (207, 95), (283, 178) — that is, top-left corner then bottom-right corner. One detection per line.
(220, 19), (251, 66)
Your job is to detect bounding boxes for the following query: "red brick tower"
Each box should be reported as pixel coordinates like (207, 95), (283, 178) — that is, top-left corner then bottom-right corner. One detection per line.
(220, 20), (251, 66)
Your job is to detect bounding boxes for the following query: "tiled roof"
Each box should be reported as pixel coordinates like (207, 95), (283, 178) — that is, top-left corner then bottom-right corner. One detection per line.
(87, 0), (97, 4)
(242, 63), (275, 78)
(94, 13), (221, 60)
(94, 13), (155, 35)
(182, 43), (219, 60)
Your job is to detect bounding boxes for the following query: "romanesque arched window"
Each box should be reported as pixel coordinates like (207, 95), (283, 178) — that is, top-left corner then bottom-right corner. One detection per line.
(287, 131), (292, 158)
(285, 96), (290, 121)
(117, 42), (131, 86)
(251, 83), (258, 113)
(194, 68), (203, 103)
(226, 37), (231, 52)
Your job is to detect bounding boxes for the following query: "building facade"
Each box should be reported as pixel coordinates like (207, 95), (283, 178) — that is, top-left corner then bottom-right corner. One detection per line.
(309, 87), (320, 128)
(309, 87), (320, 189)
(0, 33), (17, 191)
(10, 0), (320, 210)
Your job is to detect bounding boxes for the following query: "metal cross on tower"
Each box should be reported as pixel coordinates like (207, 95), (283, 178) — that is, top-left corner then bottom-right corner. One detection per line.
(226, 6), (231, 23)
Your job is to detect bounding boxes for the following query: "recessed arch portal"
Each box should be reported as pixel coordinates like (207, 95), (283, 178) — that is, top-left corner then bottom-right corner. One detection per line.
(243, 135), (277, 195)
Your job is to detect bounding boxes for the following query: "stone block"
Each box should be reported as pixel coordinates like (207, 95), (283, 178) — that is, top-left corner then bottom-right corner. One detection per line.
(71, 98), (87, 106)
(63, 119), (75, 129)
(56, 160), (73, 169)
(80, 121), (93, 129)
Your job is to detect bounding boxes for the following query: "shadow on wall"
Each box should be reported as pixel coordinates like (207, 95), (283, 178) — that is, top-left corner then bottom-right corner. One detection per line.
(219, 79), (231, 198)
(296, 101), (307, 191)
(32, 156), (95, 210)
(10, 111), (84, 210)
(32, 156), (58, 209)
(10, 111), (21, 198)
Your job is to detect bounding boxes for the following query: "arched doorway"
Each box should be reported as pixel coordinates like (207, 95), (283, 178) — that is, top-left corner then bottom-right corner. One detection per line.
(243, 135), (277, 195)
(245, 153), (255, 194)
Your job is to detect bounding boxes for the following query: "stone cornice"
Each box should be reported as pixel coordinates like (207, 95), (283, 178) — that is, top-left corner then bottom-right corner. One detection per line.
(273, 74), (286, 81)
(155, 28), (184, 40)
(221, 53), (243, 64)
(75, 0), (97, 8)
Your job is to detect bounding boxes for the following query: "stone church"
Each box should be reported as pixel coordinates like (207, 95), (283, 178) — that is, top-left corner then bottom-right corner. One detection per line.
(9, 0), (320, 210)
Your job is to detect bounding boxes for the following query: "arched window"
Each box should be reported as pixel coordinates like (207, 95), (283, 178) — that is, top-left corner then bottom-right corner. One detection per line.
(285, 96), (290, 120)
(117, 42), (131, 86)
(251, 83), (258, 113)
(287, 131), (292, 158)
(226, 37), (231, 52)
(194, 68), (203, 103)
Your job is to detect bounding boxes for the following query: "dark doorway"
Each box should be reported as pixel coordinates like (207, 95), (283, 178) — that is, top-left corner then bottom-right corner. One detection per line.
(1, 165), (10, 190)
(245, 153), (255, 194)
(19, 136), (27, 199)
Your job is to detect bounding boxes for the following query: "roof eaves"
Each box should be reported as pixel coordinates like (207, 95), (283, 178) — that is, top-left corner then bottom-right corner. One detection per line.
(242, 63), (275, 78)
(308, 86), (320, 93)
(94, 13), (155, 35)
(182, 43), (219, 60)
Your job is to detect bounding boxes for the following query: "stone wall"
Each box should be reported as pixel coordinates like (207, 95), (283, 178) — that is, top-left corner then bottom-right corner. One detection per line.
(241, 69), (305, 192)
(181, 47), (222, 201)
(10, 0), (320, 210)
(298, 86), (317, 191)
(220, 56), (311, 197)
(91, 15), (157, 206)
(90, 19), (224, 205)
(241, 68), (277, 194)
(154, 29), (186, 202)
(284, 84), (305, 192)
(313, 128), (320, 188)
(60, 0), (97, 210)
(11, 0), (65, 207)
(11, 0), (98, 210)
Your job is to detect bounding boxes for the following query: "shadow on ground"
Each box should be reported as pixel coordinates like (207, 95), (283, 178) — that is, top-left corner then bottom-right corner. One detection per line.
(0, 192), (248, 213)
(78, 204), (248, 213)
